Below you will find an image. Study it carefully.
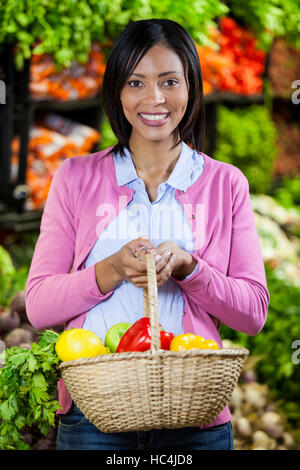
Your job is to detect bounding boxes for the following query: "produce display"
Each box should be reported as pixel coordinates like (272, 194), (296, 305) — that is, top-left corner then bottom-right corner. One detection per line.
(29, 42), (106, 101)
(0, 247), (29, 308)
(227, 0), (300, 50)
(213, 105), (277, 194)
(250, 194), (300, 286)
(272, 113), (300, 178)
(222, 264), (300, 442)
(10, 115), (100, 211)
(0, 0), (229, 70)
(269, 38), (300, 99)
(224, 340), (297, 450)
(196, 17), (266, 95)
(0, 290), (64, 349)
(36, 113), (100, 154)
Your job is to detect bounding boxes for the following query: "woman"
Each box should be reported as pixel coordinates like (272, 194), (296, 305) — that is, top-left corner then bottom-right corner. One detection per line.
(25, 18), (269, 450)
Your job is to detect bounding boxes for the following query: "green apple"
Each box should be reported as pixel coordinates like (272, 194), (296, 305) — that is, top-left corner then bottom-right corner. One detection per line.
(105, 322), (132, 353)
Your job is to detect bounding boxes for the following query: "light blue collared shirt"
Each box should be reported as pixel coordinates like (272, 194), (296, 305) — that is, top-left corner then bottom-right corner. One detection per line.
(82, 141), (204, 343)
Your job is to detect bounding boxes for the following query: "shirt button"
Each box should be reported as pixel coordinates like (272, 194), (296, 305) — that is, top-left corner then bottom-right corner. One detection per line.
(191, 214), (196, 219)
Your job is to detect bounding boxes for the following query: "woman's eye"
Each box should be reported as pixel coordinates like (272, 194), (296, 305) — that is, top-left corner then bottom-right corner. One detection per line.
(165, 79), (178, 87)
(128, 80), (142, 87)
(128, 79), (178, 87)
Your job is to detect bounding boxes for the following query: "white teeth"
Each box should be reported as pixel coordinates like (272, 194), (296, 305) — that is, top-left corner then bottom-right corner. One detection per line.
(140, 113), (169, 121)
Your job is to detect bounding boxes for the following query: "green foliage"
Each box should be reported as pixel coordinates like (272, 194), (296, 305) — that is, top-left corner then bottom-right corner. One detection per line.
(98, 113), (118, 151)
(2, 0), (300, 70)
(1, 231), (39, 270)
(221, 264), (300, 430)
(226, 0), (300, 50)
(0, 330), (61, 450)
(0, 0), (228, 70)
(0, 245), (29, 307)
(0, 245), (15, 276)
(213, 105), (277, 194)
(272, 178), (300, 215)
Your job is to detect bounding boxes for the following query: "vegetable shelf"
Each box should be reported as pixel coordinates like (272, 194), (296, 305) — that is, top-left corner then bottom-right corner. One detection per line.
(0, 49), (103, 222)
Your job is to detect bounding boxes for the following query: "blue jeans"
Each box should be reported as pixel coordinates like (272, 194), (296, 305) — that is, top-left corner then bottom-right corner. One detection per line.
(56, 404), (234, 450)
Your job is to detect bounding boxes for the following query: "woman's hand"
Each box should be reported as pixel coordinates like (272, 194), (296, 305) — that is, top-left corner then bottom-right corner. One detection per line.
(111, 236), (161, 288)
(134, 241), (197, 286)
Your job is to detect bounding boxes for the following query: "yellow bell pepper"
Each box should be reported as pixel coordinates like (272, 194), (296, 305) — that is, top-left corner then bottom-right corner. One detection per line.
(170, 333), (219, 351)
(201, 339), (219, 350)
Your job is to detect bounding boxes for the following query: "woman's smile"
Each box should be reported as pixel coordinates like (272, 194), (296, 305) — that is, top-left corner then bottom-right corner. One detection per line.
(138, 112), (171, 126)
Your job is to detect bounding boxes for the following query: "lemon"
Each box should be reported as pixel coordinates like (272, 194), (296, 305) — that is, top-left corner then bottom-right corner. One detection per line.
(55, 328), (110, 361)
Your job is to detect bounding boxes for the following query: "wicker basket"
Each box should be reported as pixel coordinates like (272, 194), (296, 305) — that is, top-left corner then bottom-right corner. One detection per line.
(59, 253), (249, 433)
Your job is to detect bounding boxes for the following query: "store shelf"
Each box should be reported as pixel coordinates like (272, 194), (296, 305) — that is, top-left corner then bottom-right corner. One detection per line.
(204, 91), (264, 104)
(30, 95), (102, 111)
(0, 53), (103, 219)
(0, 201), (43, 231)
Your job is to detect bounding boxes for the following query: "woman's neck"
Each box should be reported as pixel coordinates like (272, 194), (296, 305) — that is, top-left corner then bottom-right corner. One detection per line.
(128, 137), (182, 179)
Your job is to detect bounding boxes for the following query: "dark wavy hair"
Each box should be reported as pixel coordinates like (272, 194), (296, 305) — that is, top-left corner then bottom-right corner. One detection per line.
(102, 18), (205, 157)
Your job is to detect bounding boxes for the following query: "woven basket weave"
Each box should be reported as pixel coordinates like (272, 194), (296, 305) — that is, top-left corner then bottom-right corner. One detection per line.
(59, 253), (249, 433)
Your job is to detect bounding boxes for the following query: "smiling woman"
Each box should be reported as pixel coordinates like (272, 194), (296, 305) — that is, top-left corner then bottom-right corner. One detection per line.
(25, 18), (269, 452)
(102, 18), (205, 163)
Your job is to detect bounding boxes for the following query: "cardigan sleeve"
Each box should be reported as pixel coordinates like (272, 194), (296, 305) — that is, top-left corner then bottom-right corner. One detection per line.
(171, 172), (270, 336)
(25, 158), (114, 329)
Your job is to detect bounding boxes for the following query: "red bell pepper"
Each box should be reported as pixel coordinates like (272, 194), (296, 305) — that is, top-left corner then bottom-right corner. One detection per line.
(116, 317), (174, 353)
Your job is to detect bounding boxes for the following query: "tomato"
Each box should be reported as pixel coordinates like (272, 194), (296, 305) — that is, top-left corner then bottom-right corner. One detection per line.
(55, 328), (110, 361)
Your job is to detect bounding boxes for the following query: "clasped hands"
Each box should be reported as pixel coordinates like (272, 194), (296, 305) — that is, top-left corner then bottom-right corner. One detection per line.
(112, 236), (197, 288)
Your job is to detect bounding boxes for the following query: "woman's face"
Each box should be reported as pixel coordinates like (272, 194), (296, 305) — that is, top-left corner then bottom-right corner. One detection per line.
(120, 44), (189, 144)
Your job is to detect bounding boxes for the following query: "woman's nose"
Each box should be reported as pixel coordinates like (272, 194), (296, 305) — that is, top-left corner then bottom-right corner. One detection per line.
(143, 85), (166, 104)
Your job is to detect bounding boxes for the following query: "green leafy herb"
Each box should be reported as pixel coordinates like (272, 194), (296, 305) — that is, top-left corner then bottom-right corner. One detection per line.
(226, 0), (300, 50)
(0, 0), (228, 70)
(0, 330), (61, 450)
(213, 105), (277, 194)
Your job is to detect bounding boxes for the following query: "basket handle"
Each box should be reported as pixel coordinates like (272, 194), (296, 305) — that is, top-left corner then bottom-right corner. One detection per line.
(143, 252), (161, 351)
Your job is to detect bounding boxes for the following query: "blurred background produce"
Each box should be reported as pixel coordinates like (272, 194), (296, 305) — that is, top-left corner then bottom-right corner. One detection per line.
(1, 0), (300, 450)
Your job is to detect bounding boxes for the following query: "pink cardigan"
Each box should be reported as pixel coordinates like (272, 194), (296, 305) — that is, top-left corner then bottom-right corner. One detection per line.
(25, 146), (269, 428)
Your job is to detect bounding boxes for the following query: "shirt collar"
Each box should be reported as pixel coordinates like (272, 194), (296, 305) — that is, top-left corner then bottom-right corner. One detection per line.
(113, 141), (195, 191)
